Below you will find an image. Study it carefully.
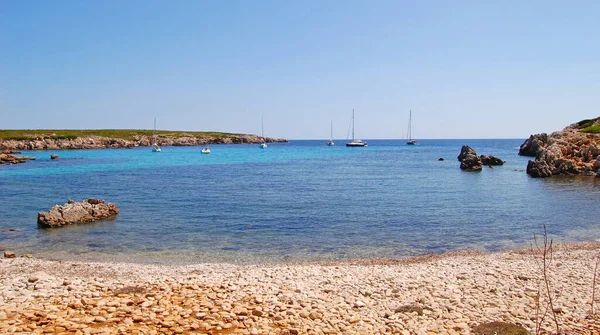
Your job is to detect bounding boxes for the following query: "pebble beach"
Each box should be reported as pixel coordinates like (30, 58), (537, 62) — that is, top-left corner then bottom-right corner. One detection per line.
(2, 244), (600, 335)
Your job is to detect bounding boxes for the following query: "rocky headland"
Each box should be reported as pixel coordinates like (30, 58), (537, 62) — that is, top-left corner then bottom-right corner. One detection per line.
(520, 118), (600, 178)
(0, 132), (287, 151)
(37, 199), (119, 228)
(1, 244), (599, 334)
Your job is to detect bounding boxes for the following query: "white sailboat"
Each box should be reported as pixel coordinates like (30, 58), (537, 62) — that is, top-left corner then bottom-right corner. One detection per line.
(201, 146), (211, 154)
(327, 121), (335, 146)
(346, 109), (367, 147)
(406, 110), (417, 145)
(152, 118), (162, 152)
(259, 115), (267, 149)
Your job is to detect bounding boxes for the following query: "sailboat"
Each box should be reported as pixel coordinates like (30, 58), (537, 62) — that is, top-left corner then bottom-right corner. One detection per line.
(259, 115), (267, 149)
(406, 110), (417, 145)
(201, 146), (211, 154)
(151, 118), (162, 152)
(327, 121), (335, 146)
(346, 109), (368, 147)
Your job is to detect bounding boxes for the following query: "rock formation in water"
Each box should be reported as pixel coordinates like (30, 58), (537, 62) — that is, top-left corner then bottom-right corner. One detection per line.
(520, 118), (600, 178)
(0, 134), (288, 151)
(0, 151), (35, 165)
(458, 146), (483, 171)
(37, 199), (119, 228)
(457, 146), (505, 172)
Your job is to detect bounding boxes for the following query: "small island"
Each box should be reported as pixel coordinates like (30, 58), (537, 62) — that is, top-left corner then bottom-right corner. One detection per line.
(0, 129), (288, 151)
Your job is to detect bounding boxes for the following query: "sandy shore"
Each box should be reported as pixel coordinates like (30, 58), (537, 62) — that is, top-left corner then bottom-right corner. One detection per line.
(2, 244), (600, 335)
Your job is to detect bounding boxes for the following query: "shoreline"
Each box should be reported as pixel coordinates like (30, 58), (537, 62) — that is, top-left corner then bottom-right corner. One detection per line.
(2, 242), (600, 334)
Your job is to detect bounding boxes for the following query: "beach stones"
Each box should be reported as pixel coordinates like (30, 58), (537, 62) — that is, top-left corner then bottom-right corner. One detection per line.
(37, 198), (119, 228)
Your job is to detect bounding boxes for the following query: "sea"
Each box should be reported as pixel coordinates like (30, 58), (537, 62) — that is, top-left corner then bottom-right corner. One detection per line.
(1, 139), (600, 265)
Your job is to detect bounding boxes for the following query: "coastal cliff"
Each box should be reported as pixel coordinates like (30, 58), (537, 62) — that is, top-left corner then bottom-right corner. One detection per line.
(520, 118), (600, 178)
(0, 130), (287, 151)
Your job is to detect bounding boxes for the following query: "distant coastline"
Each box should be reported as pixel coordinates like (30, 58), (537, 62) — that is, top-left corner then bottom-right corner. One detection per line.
(0, 129), (288, 151)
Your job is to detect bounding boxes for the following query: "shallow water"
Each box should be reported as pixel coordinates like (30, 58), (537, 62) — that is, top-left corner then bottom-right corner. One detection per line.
(1, 139), (599, 264)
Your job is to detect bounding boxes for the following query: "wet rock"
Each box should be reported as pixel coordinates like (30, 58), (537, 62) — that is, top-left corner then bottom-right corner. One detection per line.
(458, 146), (482, 172)
(37, 199), (119, 228)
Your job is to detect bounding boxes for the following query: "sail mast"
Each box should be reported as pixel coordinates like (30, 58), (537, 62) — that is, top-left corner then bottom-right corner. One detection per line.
(352, 109), (355, 141)
(407, 110), (412, 141)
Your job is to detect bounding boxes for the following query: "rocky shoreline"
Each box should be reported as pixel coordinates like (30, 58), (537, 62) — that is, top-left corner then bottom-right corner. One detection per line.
(0, 134), (288, 151)
(2, 244), (599, 334)
(520, 118), (600, 178)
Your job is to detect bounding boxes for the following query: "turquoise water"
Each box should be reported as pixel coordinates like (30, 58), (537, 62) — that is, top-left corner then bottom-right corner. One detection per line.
(1, 139), (600, 264)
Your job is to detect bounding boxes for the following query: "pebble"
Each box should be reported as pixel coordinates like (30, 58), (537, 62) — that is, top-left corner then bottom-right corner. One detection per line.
(0, 245), (599, 334)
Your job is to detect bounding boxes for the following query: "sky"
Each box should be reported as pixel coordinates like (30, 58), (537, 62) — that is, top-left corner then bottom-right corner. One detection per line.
(1, 1), (599, 139)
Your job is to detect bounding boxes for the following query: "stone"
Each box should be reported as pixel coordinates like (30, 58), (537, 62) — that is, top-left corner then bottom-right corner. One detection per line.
(526, 160), (552, 178)
(472, 321), (529, 335)
(3, 251), (16, 258)
(37, 199), (119, 228)
(458, 145), (483, 171)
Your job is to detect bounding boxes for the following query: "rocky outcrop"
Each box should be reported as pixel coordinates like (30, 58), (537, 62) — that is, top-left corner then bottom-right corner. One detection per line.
(37, 199), (119, 228)
(0, 134), (288, 151)
(520, 118), (600, 178)
(0, 151), (35, 165)
(457, 145), (482, 171)
(480, 155), (505, 166)
(457, 146), (506, 171)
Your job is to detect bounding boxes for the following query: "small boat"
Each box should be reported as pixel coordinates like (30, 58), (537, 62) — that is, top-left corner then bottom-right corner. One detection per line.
(201, 147), (211, 154)
(327, 121), (335, 146)
(259, 115), (268, 149)
(346, 109), (368, 147)
(152, 118), (162, 152)
(406, 110), (417, 145)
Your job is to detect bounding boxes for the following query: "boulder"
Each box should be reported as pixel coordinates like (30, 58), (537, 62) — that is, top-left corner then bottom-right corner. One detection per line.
(480, 155), (505, 166)
(37, 198), (119, 228)
(3, 251), (16, 259)
(519, 133), (548, 157)
(526, 160), (552, 178)
(458, 145), (482, 171)
(457, 145), (477, 161)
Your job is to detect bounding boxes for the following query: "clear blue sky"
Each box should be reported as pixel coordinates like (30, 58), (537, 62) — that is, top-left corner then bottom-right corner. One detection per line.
(1, 1), (598, 139)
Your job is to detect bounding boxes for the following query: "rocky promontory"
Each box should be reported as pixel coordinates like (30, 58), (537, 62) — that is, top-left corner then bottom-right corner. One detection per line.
(520, 118), (600, 178)
(37, 199), (119, 228)
(0, 131), (288, 151)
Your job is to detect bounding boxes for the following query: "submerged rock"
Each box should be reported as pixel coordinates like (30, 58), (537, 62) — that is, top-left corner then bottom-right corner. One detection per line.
(0, 152), (35, 165)
(37, 198), (119, 228)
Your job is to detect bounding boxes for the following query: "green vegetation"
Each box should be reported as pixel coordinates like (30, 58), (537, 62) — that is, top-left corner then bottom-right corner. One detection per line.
(576, 118), (600, 133)
(0, 129), (245, 141)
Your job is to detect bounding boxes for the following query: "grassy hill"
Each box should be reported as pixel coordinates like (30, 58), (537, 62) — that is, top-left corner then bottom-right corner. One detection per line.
(0, 129), (245, 141)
